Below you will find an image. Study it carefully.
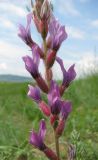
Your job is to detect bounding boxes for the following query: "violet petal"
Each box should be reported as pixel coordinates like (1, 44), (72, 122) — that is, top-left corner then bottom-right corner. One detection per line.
(28, 85), (41, 103)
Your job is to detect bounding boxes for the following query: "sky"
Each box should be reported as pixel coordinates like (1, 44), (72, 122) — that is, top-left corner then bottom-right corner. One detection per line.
(0, 0), (98, 79)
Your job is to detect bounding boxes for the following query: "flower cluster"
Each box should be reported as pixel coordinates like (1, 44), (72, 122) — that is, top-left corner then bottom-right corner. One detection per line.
(18, 0), (76, 159)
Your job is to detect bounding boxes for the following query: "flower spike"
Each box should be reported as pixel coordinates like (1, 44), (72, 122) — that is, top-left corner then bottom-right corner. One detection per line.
(20, 0), (76, 159)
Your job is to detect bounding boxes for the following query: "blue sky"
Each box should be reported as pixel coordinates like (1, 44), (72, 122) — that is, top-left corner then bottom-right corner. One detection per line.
(0, 0), (98, 78)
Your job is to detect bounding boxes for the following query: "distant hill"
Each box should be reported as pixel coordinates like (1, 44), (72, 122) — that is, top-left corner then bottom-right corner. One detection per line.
(0, 74), (33, 82)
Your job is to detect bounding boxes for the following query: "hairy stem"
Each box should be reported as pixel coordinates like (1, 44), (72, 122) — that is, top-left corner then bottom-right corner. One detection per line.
(43, 39), (50, 86)
(43, 39), (47, 59)
(54, 131), (60, 160)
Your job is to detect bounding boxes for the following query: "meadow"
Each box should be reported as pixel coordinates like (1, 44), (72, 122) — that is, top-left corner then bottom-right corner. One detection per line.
(0, 74), (98, 160)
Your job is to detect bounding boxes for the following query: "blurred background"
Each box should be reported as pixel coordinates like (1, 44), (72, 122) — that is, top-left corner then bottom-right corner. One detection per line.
(0, 0), (98, 160)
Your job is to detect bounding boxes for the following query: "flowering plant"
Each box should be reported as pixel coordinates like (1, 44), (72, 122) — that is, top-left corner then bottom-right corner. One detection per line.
(18, 0), (76, 159)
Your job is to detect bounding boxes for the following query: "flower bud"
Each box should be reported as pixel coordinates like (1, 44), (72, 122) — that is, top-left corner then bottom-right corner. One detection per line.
(33, 0), (51, 39)
(40, 0), (51, 21)
(56, 119), (65, 137)
(39, 101), (51, 116)
(46, 50), (56, 69)
(50, 115), (58, 125)
(33, 15), (48, 39)
(40, 20), (48, 39)
(33, 14), (41, 32)
(44, 147), (59, 160)
(36, 75), (49, 93)
(46, 37), (52, 49)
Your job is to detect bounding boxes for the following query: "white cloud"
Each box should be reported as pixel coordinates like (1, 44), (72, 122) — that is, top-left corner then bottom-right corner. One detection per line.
(55, 0), (80, 16)
(0, 17), (15, 29)
(91, 20), (98, 28)
(77, 52), (98, 76)
(0, 40), (30, 76)
(0, 40), (27, 59)
(66, 26), (85, 39)
(0, 3), (26, 17)
(0, 40), (98, 78)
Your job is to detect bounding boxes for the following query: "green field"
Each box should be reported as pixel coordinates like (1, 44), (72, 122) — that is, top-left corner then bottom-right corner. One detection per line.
(0, 74), (98, 160)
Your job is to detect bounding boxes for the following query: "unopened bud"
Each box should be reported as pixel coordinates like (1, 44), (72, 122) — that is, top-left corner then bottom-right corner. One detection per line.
(44, 147), (59, 160)
(40, 0), (51, 22)
(39, 101), (51, 116)
(36, 75), (49, 93)
(33, 15), (48, 39)
(40, 20), (48, 39)
(46, 37), (52, 49)
(46, 50), (56, 68)
(50, 115), (58, 125)
(56, 119), (65, 137)
(33, 14), (41, 32)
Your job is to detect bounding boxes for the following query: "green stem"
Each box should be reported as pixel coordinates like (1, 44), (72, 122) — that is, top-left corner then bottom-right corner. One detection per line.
(54, 131), (60, 160)
(43, 39), (47, 59)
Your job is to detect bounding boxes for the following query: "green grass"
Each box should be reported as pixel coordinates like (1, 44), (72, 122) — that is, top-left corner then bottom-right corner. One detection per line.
(0, 74), (98, 160)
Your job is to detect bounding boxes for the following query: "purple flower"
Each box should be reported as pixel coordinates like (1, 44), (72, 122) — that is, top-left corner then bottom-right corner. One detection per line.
(48, 80), (60, 105)
(48, 80), (62, 115)
(22, 46), (40, 78)
(49, 17), (67, 51)
(18, 13), (34, 47)
(56, 101), (72, 136)
(60, 101), (72, 120)
(18, 13), (44, 58)
(30, 120), (58, 159)
(28, 85), (50, 116)
(56, 57), (76, 87)
(30, 119), (46, 151)
(28, 85), (41, 103)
